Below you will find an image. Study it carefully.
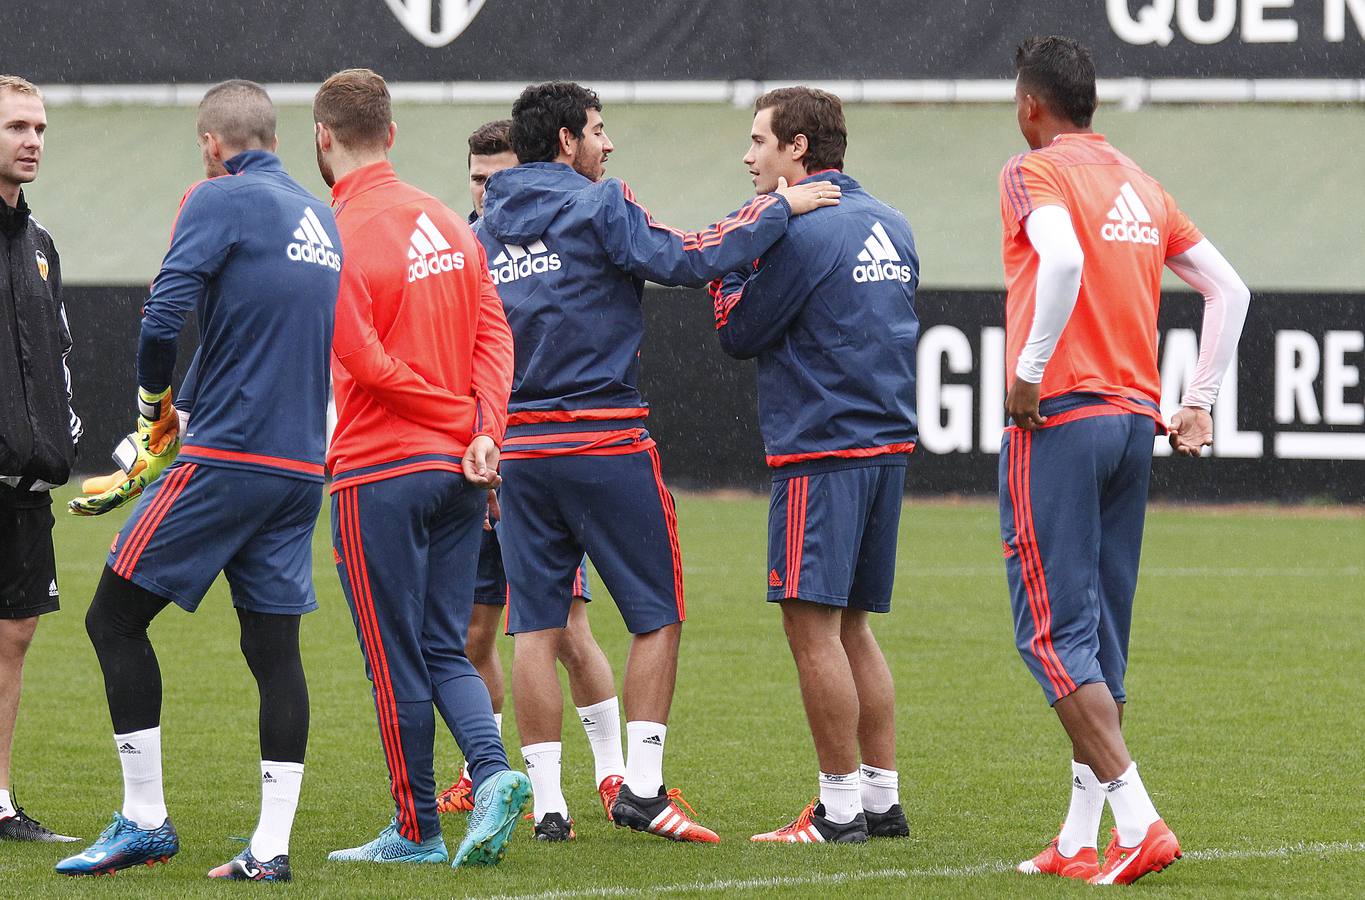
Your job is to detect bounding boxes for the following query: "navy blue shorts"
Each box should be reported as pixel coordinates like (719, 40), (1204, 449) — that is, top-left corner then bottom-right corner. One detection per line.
(999, 396), (1157, 705)
(498, 447), (683, 635)
(474, 521), (592, 606)
(108, 462), (322, 615)
(767, 459), (907, 613)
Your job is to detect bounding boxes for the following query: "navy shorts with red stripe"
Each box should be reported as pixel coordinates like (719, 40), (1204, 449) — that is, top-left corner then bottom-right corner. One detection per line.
(474, 521), (592, 606)
(999, 392), (1157, 706)
(107, 461), (321, 614)
(498, 445), (683, 635)
(766, 458), (907, 613)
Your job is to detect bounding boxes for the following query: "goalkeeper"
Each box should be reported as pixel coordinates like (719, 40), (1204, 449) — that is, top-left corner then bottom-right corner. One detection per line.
(57, 80), (340, 883)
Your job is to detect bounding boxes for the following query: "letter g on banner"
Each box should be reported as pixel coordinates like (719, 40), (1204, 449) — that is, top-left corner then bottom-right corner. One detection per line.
(384, 0), (486, 48)
(1108, 0), (1176, 46)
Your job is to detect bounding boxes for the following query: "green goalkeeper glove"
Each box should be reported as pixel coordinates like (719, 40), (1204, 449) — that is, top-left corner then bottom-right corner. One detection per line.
(68, 387), (181, 516)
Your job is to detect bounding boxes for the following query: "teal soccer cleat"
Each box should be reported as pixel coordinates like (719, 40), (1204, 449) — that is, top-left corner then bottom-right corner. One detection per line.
(55, 812), (179, 876)
(452, 769), (532, 868)
(326, 817), (447, 864)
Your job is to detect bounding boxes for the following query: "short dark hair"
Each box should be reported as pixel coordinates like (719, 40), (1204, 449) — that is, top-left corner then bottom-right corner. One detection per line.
(468, 119), (512, 159)
(1015, 36), (1098, 128)
(509, 82), (602, 164)
(197, 80), (275, 149)
(754, 86), (847, 174)
(313, 68), (391, 151)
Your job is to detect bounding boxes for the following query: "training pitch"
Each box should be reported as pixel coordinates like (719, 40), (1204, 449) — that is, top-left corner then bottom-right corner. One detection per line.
(4, 490), (1361, 897)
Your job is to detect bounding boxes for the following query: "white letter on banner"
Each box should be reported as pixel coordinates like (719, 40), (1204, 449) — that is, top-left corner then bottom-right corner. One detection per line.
(1177, 0), (1238, 43)
(1242, 0), (1299, 42)
(1275, 330), (1322, 425)
(1323, 330), (1365, 425)
(917, 325), (974, 454)
(1326, 0), (1365, 40)
(1212, 349), (1264, 457)
(1108, 0), (1176, 45)
(1155, 328), (1198, 456)
(979, 327), (1006, 454)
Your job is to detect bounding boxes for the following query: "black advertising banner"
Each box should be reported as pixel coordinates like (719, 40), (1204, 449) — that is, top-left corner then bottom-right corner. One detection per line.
(62, 286), (1365, 502)
(10, 1), (1365, 84)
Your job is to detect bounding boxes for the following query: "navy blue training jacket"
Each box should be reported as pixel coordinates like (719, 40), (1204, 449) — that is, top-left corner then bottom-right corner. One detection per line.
(139, 150), (340, 481)
(713, 171), (920, 470)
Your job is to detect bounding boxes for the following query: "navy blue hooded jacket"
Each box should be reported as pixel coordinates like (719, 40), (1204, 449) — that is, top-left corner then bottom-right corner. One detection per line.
(477, 162), (791, 449)
(140, 150), (340, 481)
(713, 171), (919, 469)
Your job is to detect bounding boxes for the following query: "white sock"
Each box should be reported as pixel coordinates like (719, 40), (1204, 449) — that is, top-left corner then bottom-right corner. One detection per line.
(0, 788), (14, 819)
(115, 727), (167, 829)
(624, 721), (666, 797)
(859, 764), (899, 815)
(459, 713), (502, 783)
(250, 761), (303, 860)
(576, 697), (625, 786)
(522, 742), (567, 821)
(1057, 760), (1105, 856)
(1104, 762), (1161, 846)
(819, 771), (862, 824)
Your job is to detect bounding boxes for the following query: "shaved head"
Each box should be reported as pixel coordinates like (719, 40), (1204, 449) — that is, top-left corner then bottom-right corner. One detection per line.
(197, 80), (276, 151)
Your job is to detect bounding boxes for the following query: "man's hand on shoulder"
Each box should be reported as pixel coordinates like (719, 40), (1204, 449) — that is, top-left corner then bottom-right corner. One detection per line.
(1005, 377), (1047, 431)
(775, 176), (841, 216)
(462, 435), (502, 489)
(1168, 406), (1213, 457)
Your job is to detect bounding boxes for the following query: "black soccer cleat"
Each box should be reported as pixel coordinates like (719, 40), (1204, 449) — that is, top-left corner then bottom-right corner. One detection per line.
(864, 804), (910, 838)
(533, 812), (575, 842)
(750, 800), (868, 843)
(0, 807), (79, 843)
(611, 784), (719, 843)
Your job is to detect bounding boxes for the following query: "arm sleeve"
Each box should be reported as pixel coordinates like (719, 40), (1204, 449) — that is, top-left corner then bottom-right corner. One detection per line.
(1014, 205), (1085, 383)
(50, 247), (82, 446)
(137, 182), (235, 393)
(596, 181), (792, 287)
(1165, 239), (1251, 410)
(331, 254), (477, 428)
(468, 242), (514, 444)
(711, 239), (815, 360)
(1000, 153), (1068, 241)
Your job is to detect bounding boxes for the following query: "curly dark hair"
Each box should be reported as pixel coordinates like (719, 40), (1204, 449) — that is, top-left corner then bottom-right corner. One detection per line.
(509, 81), (602, 164)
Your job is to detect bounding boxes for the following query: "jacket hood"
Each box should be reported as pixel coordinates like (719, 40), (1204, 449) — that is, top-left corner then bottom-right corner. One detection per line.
(481, 162), (594, 245)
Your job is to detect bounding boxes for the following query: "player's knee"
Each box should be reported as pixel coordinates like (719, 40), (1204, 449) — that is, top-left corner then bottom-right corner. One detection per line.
(0, 616), (38, 656)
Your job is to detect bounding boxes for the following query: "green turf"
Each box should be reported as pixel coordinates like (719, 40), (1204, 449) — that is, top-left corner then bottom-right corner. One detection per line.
(25, 103), (1365, 290)
(3, 491), (1362, 896)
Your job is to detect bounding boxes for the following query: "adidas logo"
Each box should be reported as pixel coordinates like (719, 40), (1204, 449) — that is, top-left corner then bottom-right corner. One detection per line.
(1074, 776), (1086, 790)
(48, 578), (58, 597)
(581, 716), (594, 726)
(1105, 778), (1127, 792)
(262, 771), (276, 784)
(118, 742), (139, 754)
(642, 734), (663, 746)
(768, 569), (783, 587)
(287, 206), (342, 271)
(407, 212), (466, 282)
(489, 239), (561, 286)
(852, 221), (913, 284)
(1101, 182), (1161, 245)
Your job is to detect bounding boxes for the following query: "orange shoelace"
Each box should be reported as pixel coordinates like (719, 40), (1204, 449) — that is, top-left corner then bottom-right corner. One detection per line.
(666, 788), (700, 819)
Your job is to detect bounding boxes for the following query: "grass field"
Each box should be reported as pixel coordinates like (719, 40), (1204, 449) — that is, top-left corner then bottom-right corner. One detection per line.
(2, 490), (1362, 897)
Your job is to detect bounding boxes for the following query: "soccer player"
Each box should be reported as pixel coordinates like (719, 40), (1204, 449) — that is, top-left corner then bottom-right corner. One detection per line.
(437, 119), (626, 837)
(478, 80), (838, 843)
(712, 87), (919, 844)
(0, 74), (80, 845)
(998, 37), (1250, 884)
(57, 81), (340, 882)
(313, 69), (529, 869)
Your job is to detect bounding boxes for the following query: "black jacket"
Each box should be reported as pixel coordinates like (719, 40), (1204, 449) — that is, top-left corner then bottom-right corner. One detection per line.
(0, 190), (80, 493)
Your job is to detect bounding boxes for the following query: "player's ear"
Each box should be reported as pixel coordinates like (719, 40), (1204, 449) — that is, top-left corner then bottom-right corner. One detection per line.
(385, 121), (397, 152)
(790, 133), (809, 165)
(558, 126), (574, 159)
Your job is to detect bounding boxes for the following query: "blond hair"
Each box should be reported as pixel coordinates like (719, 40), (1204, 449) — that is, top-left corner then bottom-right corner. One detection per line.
(0, 75), (42, 100)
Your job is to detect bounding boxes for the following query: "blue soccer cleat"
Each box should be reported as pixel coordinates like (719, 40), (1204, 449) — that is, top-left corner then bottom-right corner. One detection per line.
(452, 769), (531, 868)
(55, 812), (179, 876)
(207, 847), (292, 881)
(326, 817), (447, 864)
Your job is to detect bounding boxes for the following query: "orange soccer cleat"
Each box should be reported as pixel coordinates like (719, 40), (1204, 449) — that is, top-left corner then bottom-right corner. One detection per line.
(1088, 820), (1182, 885)
(1017, 836), (1100, 879)
(436, 772), (475, 814)
(597, 775), (623, 822)
(750, 799), (868, 844)
(611, 785), (719, 844)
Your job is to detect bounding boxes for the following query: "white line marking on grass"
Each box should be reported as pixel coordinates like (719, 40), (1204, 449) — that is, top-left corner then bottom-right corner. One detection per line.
(909, 565), (1362, 578)
(480, 841), (1365, 899)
